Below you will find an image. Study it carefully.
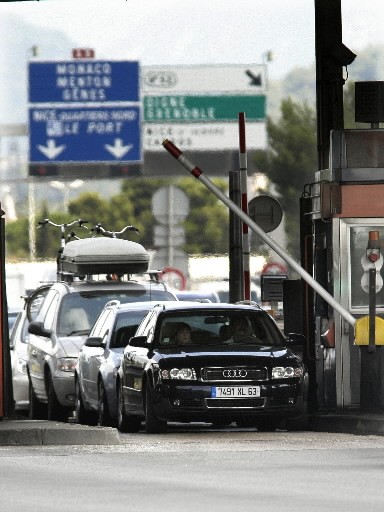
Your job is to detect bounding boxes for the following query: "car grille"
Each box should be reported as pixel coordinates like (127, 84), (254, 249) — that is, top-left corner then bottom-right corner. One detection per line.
(177, 398), (204, 408)
(206, 398), (265, 409)
(200, 366), (268, 382)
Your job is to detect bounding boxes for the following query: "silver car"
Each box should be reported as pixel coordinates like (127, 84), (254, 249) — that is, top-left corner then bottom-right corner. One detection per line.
(27, 279), (177, 422)
(75, 301), (170, 426)
(10, 288), (50, 413)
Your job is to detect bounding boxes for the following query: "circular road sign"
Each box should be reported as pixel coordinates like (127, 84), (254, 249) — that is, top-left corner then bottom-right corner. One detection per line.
(261, 261), (288, 275)
(248, 195), (283, 233)
(160, 266), (187, 291)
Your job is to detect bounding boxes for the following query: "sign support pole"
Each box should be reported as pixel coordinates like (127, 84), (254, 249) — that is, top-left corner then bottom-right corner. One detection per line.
(238, 113), (251, 301)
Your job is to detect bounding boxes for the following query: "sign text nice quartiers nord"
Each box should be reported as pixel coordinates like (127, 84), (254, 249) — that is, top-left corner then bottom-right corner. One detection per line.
(29, 106), (141, 163)
(28, 60), (141, 165)
(142, 64), (267, 151)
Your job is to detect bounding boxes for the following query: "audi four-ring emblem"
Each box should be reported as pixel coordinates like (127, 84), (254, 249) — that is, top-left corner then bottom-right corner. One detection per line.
(222, 369), (248, 378)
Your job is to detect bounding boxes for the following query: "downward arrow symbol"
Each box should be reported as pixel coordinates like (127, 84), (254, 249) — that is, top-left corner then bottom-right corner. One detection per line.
(37, 139), (66, 159)
(104, 138), (133, 158)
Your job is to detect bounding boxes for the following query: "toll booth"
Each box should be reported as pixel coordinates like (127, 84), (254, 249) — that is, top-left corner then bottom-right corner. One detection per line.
(307, 82), (384, 412)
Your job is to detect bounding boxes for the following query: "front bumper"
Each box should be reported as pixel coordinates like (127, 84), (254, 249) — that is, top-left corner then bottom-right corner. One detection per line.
(53, 373), (76, 408)
(151, 381), (305, 423)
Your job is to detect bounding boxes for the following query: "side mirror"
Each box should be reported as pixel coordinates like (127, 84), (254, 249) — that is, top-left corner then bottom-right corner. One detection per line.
(28, 321), (52, 338)
(129, 335), (149, 348)
(84, 336), (105, 348)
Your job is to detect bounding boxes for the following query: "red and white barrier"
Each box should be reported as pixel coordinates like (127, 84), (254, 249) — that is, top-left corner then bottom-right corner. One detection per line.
(162, 138), (356, 327)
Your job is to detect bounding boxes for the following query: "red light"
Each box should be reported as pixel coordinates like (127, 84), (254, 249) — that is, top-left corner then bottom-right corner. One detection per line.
(368, 252), (380, 263)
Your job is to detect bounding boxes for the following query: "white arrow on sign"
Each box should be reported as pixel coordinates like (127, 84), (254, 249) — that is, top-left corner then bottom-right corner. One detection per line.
(37, 139), (66, 160)
(104, 138), (133, 158)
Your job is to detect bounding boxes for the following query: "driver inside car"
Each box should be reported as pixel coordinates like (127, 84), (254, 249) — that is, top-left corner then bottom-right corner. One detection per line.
(228, 316), (255, 342)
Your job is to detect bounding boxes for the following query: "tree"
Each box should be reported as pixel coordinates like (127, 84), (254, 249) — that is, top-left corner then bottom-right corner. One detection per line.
(4, 175), (230, 260)
(177, 177), (229, 254)
(253, 98), (317, 259)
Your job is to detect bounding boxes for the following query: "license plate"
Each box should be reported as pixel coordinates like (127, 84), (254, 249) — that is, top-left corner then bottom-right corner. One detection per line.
(211, 386), (260, 398)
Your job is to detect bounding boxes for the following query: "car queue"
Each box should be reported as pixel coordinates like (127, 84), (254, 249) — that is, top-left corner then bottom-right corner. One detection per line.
(9, 222), (178, 422)
(8, 219), (306, 434)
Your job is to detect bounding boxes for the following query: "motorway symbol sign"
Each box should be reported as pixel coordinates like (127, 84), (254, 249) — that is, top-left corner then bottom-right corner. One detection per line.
(28, 60), (139, 103)
(142, 64), (267, 95)
(29, 106), (141, 163)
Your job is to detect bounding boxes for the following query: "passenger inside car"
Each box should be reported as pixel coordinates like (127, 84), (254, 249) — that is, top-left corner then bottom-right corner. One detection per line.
(172, 322), (192, 346)
(61, 307), (90, 335)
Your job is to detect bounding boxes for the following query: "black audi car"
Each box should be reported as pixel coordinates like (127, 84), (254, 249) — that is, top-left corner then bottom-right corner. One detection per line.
(117, 302), (308, 433)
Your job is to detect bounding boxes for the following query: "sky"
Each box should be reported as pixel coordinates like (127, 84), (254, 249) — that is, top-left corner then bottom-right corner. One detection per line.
(1, 0), (384, 80)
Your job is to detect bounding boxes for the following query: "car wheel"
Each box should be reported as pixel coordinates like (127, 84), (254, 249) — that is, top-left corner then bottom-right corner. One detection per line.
(117, 381), (141, 433)
(47, 372), (68, 422)
(145, 381), (167, 434)
(75, 379), (97, 426)
(28, 378), (47, 420)
(98, 380), (115, 427)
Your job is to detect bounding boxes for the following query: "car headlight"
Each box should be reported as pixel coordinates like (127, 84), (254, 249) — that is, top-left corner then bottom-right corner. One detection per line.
(272, 366), (303, 379)
(15, 357), (28, 375)
(57, 358), (77, 372)
(161, 368), (197, 380)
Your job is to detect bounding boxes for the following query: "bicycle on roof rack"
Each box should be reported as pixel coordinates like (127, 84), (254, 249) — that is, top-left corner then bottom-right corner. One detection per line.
(38, 218), (89, 248)
(90, 223), (139, 238)
(38, 218), (89, 280)
(37, 219), (160, 285)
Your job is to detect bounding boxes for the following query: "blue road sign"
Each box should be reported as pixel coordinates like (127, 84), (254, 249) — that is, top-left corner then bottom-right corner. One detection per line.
(28, 60), (139, 103)
(29, 106), (141, 163)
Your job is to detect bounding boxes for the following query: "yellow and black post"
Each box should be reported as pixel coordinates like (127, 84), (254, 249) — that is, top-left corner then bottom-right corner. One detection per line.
(357, 231), (384, 412)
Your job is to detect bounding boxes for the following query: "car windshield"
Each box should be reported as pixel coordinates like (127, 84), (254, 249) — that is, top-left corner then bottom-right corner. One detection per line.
(57, 290), (175, 336)
(157, 310), (284, 348)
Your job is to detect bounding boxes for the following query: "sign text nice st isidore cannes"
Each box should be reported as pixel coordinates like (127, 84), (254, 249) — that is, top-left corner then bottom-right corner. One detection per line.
(28, 60), (141, 165)
(142, 64), (267, 151)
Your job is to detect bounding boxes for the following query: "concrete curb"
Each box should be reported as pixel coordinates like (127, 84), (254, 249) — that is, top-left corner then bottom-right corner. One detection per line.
(0, 419), (121, 446)
(2, 414), (384, 446)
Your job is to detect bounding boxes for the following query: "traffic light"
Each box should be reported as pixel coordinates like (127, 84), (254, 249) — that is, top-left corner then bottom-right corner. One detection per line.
(29, 165), (58, 177)
(360, 231), (383, 294)
(109, 164), (142, 178)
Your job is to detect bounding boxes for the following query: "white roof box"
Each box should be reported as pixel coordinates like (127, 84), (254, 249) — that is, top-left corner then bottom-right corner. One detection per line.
(60, 237), (149, 276)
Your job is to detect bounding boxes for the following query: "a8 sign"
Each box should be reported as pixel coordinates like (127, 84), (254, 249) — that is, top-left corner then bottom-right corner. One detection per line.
(72, 48), (95, 59)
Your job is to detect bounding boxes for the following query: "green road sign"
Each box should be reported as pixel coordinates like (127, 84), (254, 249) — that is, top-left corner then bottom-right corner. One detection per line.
(144, 95), (266, 122)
